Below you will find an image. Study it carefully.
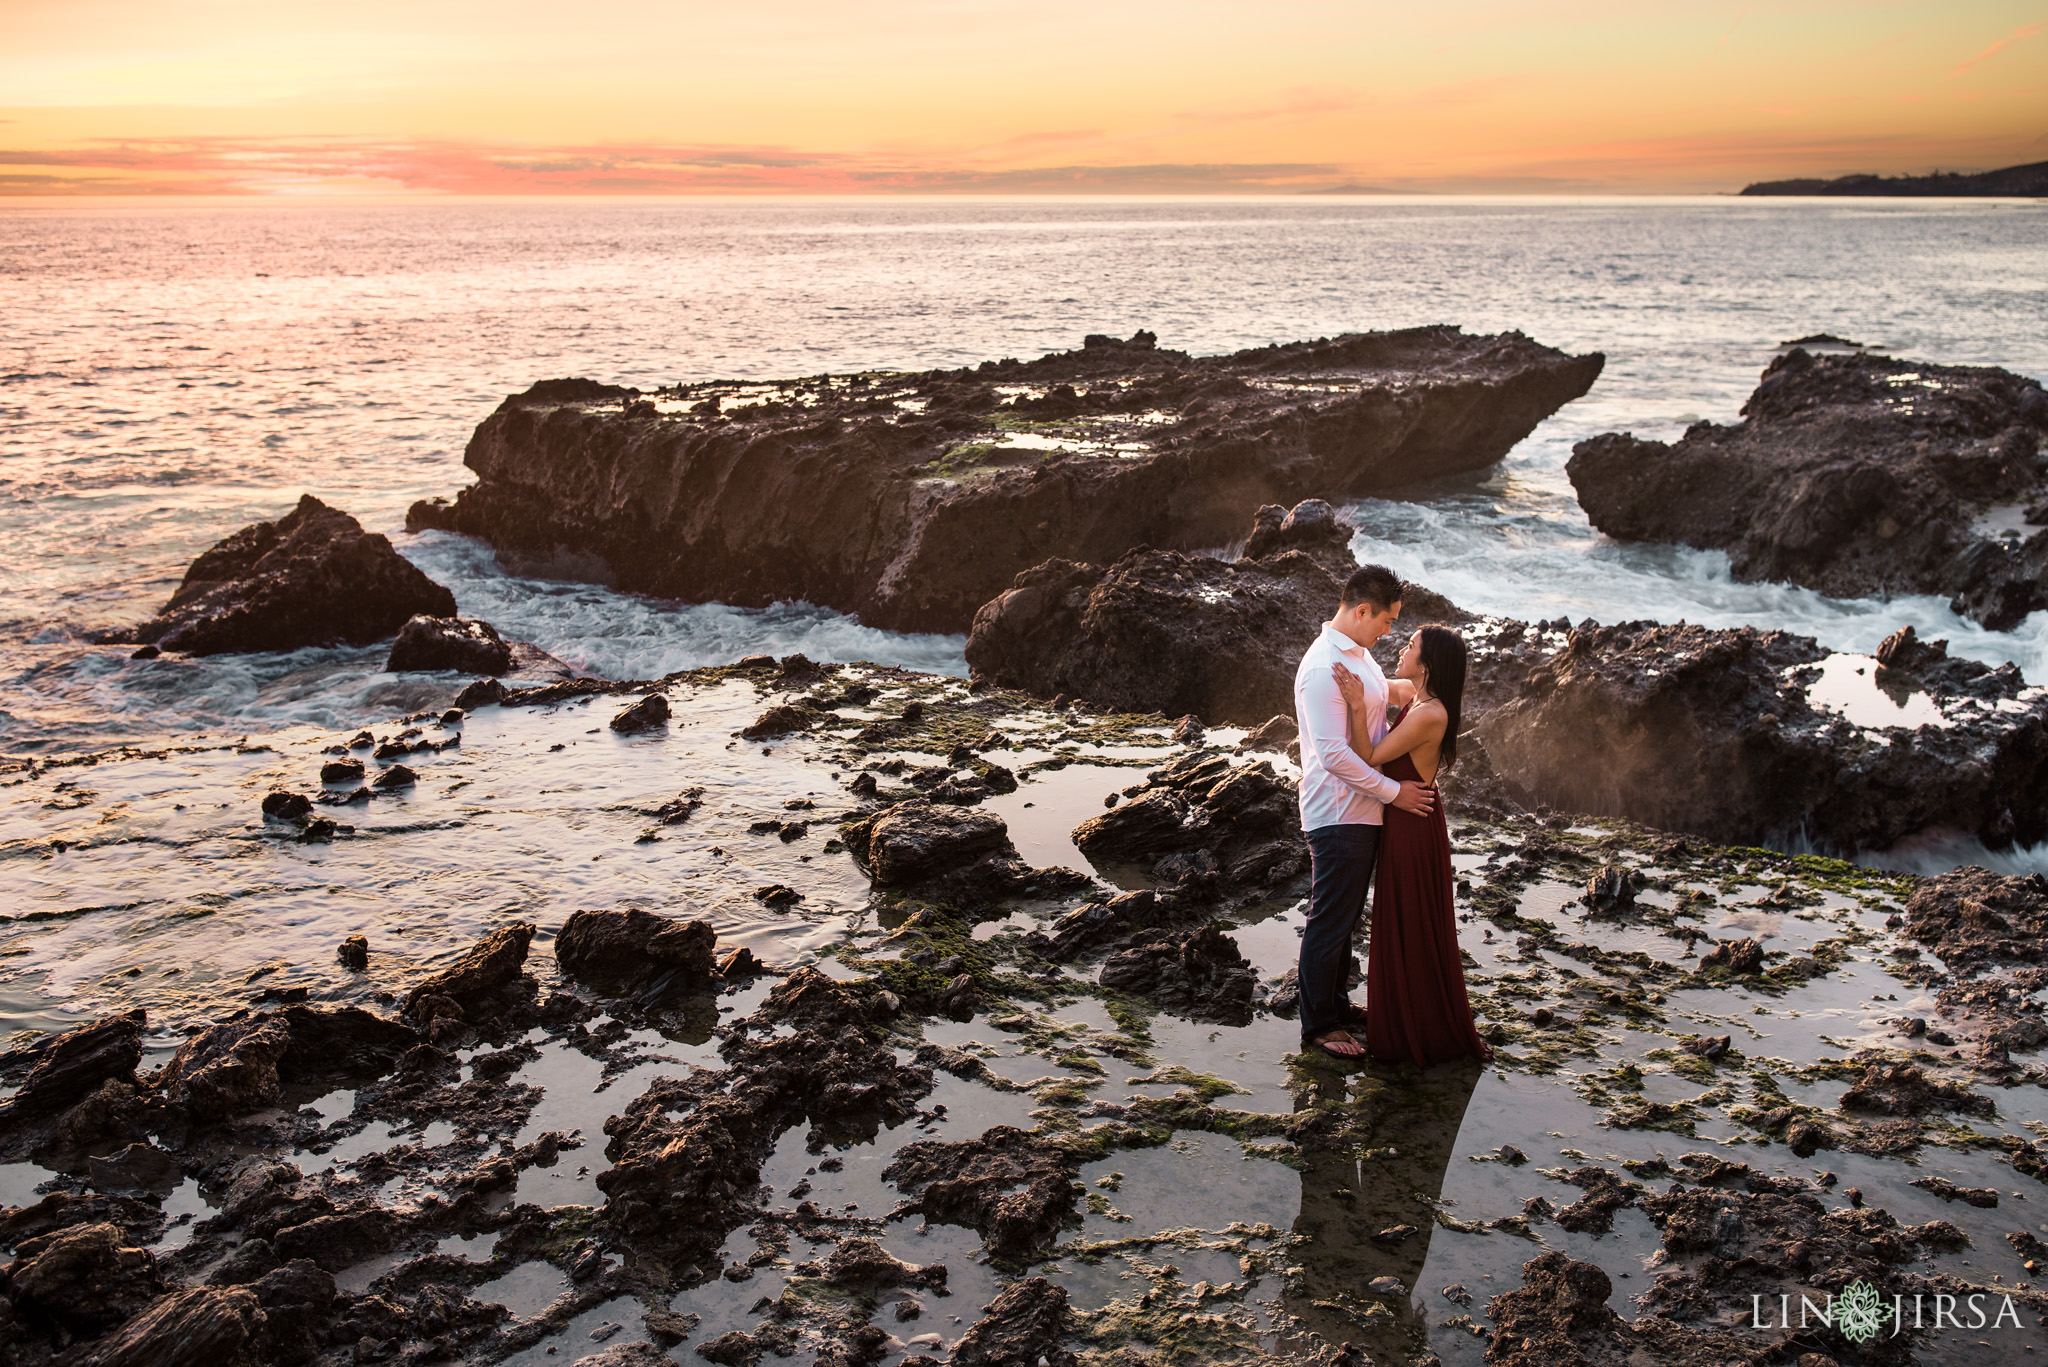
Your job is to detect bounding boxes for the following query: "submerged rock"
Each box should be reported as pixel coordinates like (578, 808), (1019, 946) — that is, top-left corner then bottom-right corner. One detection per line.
(126, 494), (456, 655)
(383, 614), (514, 674)
(1570, 348), (2048, 629)
(408, 329), (1601, 633)
(554, 909), (718, 995)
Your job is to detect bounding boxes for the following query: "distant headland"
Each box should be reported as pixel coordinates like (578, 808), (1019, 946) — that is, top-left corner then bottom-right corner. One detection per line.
(1741, 158), (2048, 197)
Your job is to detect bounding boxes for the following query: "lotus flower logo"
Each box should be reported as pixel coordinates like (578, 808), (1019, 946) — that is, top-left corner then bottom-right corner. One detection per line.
(1835, 1280), (1886, 1344)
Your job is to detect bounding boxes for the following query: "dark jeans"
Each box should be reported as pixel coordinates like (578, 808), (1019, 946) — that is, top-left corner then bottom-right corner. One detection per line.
(1299, 823), (1381, 1043)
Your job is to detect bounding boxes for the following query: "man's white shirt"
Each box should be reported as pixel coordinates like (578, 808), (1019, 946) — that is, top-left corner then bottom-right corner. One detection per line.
(1293, 622), (1401, 830)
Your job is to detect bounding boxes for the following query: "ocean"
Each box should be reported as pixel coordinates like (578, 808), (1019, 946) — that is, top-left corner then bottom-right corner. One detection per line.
(5, 195), (2045, 758)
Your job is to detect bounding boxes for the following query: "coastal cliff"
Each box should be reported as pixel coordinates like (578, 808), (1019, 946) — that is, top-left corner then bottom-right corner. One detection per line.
(406, 328), (1603, 633)
(1741, 159), (2048, 196)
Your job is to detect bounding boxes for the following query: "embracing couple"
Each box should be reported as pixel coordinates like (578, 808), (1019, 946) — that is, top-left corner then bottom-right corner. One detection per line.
(1293, 563), (1491, 1066)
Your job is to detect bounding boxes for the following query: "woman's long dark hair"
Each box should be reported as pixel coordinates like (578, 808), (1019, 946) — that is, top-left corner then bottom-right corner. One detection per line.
(1416, 625), (1466, 771)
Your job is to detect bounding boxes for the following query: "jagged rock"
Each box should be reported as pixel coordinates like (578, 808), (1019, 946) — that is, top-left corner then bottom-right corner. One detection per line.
(1242, 498), (1356, 570)
(820, 1238), (946, 1291)
(1904, 865), (2048, 971)
(336, 935), (369, 971)
(408, 330), (1600, 634)
(885, 1127), (1079, 1258)
(454, 677), (507, 709)
(555, 910), (718, 994)
(741, 704), (812, 739)
(273, 1005), (416, 1084)
(384, 615), (514, 674)
(1570, 348), (2048, 629)
(950, 1277), (1073, 1367)
(401, 922), (535, 1020)
(1046, 890), (1168, 961)
(271, 1210), (395, 1270)
(261, 790), (312, 820)
(610, 693), (671, 733)
(1840, 1061), (1996, 1117)
(88, 1142), (180, 1191)
(318, 757), (364, 784)
(597, 969), (931, 1261)
(125, 494), (455, 655)
(1070, 751), (1305, 902)
(1477, 619), (2048, 850)
(573, 1345), (675, 1367)
(1484, 1247), (1768, 1366)
(1234, 714), (1297, 753)
(91, 1285), (266, 1367)
(1583, 865), (1635, 912)
(3, 1221), (161, 1328)
(0, 1010), (144, 1132)
(840, 800), (1081, 904)
(1098, 926), (1256, 1023)
(1697, 937), (1764, 975)
(161, 1017), (292, 1122)
(370, 764), (416, 790)
(695, 1331), (762, 1366)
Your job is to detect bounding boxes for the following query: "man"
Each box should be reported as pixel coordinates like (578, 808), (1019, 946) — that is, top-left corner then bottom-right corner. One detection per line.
(1293, 563), (1435, 1059)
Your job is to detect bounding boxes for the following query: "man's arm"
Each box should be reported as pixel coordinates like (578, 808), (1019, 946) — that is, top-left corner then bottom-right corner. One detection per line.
(1300, 664), (1400, 805)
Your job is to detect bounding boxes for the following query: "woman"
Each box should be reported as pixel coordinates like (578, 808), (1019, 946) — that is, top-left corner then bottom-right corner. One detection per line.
(1333, 625), (1491, 1067)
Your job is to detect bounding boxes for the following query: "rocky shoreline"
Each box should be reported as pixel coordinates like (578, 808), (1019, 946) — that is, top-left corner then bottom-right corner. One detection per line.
(402, 328), (1602, 634)
(966, 501), (2048, 857)
(5, 656), (2048, 1366)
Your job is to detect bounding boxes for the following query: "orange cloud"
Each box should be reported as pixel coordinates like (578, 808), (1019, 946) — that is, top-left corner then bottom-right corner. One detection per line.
(1950, 18), (2048, 78)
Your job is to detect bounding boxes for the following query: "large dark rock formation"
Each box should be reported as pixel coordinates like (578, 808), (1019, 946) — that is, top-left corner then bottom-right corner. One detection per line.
(1569, 348), (2048, 629)
(966, 540), (1343, 725)
(406, 328), (1602, 633)
(130, 495), (457, 654)
(1477, 619), (2048, 851)
(965, 499), (1497, 724)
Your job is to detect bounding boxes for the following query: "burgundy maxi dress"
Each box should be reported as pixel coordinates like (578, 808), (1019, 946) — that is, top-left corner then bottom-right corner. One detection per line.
(1365, 748), (1491, 1066)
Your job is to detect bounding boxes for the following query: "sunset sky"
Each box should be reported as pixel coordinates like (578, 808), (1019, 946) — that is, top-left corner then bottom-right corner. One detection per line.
(2, 0), (2043, 195)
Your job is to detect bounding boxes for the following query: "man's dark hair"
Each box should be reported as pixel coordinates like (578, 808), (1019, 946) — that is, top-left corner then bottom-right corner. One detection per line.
(1339, 564), (1403, 613)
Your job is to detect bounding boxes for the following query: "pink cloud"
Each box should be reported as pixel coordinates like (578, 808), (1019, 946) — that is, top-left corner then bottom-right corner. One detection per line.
(1949, 18), (2048, 78)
